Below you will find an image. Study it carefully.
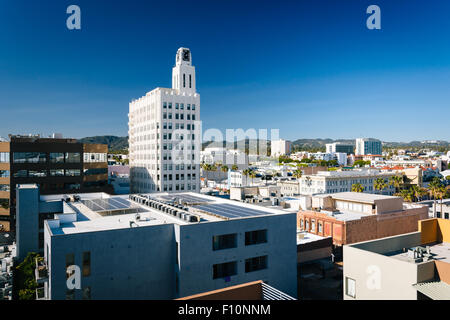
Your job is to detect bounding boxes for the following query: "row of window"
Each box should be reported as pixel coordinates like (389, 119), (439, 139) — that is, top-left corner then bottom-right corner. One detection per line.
(12, 169), (81, 178)
(212, 230), (268, 251)
(83, 153), (107, 163)
(0, 184), (10, 192)
(162, 113), (197, 121)
(213, 255), (268, 279)
(162, 183), (196, 192)
(162, 173), (196, 181)
(13, 152), (81, 164)
(163, 102), (196, 110)
(163, 122), (196, 130)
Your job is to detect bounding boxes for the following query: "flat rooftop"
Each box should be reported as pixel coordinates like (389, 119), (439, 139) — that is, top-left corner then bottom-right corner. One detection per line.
(45, 192), (291, 236)
(325, 192), (401, 204)
(387, 242), (450, 264)
(297, 230), (329, 245)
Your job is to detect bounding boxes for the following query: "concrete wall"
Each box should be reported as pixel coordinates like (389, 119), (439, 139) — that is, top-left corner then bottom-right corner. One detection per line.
(47, 223), (176, 300)
(176, 213), (298, 299)
(343, 232), (434, 300)
(16, 185), (40, 261)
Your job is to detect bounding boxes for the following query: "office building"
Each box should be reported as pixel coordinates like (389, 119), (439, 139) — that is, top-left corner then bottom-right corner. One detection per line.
(343, 218), (450, 300)
(271, 139), (291, 158)
(0, 135), (111, 234)
(128, 48), (201, 194)
(355, 138), (382, 156)
(325, 143), (354, 155)
(17, 186), (297, 299)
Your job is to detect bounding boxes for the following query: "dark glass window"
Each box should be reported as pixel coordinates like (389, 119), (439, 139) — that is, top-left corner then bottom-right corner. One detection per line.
(245, 256), (268, 273)
(212, 233), (237, 251)
(245, 230), (267, 246)
(213, 261), (237, 279)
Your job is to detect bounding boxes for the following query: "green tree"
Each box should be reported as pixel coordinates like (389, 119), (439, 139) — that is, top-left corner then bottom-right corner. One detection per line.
(351, 183), (364, 193)
(292, 168), (303, 193)
(389, 175), (404, 193)
(374, 178), (388, 194)
(231, 164), (238, 171)
(15, 252), (40, 300)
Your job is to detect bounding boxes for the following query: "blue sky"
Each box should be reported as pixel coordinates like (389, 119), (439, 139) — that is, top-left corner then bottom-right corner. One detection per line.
(1, 0), (450, 142)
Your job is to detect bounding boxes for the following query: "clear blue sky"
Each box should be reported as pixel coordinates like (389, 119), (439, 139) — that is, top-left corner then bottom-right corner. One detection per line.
(1, 0), (450, 142)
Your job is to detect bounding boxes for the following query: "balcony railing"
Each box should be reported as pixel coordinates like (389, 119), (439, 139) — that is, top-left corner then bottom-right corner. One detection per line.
(35, 258), (48, 284)
(261, 282), (296, 300)
(35, 287), (46, 300)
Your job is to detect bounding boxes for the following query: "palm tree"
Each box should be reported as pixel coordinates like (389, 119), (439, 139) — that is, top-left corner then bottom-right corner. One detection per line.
(428, 177), (444, 218)
(389, 175), (404, 193)
(242, 169), (250, 186)
(248, 169), (257, 186)
(351, 183), (364, 193)
(221, 165), (229, 174)
(399, 188), (414, 202)
(437, 185), (447, 218)
(292, 169), (303, 194)
(374, 178), (388, 195)
(231, 164), (238, 171)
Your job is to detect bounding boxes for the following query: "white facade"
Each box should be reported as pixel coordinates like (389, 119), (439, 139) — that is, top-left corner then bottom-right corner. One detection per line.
(129, 48), (201, 194)
(271, 139), (292, 157)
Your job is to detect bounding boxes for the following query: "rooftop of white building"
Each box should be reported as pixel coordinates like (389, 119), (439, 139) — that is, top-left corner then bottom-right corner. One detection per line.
(321, 192), (401, 204)
(311, 169), (395, 178)
(43, 192), (292, 236)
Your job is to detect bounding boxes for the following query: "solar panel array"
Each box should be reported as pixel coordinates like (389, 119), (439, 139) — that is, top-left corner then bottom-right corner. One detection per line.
(82, 198), (136, 212)
(158, 194), (214, 204)
(194, 203), (273, 219)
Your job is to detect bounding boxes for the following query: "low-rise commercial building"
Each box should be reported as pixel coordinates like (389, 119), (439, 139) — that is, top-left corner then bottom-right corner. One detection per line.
(298, 169), (396, 195)
(343, 218), (450, 300)
(18, 186), (297, 300)
(297, 192), (428, 251)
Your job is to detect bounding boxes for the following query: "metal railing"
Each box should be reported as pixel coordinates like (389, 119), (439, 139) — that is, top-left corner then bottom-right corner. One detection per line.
(261, 282), (296, 300)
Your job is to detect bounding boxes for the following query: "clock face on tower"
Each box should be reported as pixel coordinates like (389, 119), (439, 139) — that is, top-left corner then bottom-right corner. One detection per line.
(182, 49), (190, 62)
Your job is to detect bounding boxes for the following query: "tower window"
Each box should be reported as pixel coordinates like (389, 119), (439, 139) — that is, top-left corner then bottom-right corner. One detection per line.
(189, 74), (192, 88)
(183, 74), (186, 88)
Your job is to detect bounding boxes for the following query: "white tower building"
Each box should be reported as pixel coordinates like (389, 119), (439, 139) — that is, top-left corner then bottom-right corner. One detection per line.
(129, 48), (201, 193)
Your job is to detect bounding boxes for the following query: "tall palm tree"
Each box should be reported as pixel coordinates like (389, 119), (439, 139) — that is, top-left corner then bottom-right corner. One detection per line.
(351, 183), (364, 193)
(221, 165), (229, 174)
(374, 178), (388, 195)
(437, 185), (447, 218)
(231, 164), (238, 171)
(428, 177), (444, 218)
(389, 175), (404, 193)
(292, 169), (303, 194)
(242, 169), (250, 186)
(399, 188), (414, 202)
(248, 169), (257, 186)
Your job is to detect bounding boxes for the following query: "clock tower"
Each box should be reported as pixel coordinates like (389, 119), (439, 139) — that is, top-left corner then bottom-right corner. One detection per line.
(172, 47), (196, 94)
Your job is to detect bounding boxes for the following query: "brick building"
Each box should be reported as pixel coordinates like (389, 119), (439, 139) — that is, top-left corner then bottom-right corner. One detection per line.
(297, 192), (428, 256)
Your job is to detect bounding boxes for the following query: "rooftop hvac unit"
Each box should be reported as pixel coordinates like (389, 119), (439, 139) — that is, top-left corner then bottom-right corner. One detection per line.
(189, 215), (198, 222)
(184, 214), (190, 221)
(177, 212), (182, 218)
(172, 210), (177, 216)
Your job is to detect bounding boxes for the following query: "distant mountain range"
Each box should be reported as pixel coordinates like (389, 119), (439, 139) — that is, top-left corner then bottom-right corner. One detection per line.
(78, 136), (449, 153)
(78, 136), (128, 151)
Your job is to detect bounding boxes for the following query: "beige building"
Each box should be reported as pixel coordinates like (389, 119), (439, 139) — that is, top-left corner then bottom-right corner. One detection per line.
(343, 218), (450, 300)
